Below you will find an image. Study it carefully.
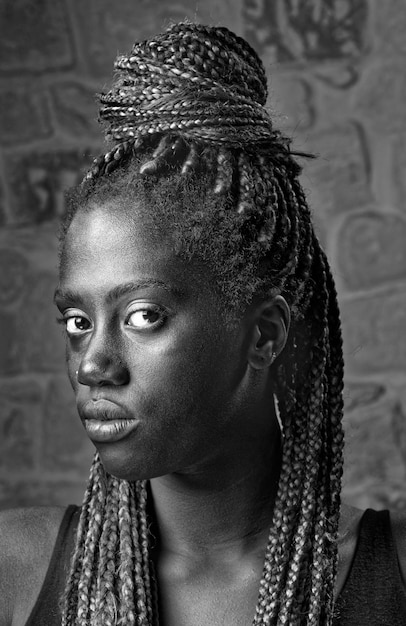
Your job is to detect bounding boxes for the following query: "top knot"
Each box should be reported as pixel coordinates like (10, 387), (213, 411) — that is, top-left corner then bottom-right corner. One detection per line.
(98, 22), (273, 148)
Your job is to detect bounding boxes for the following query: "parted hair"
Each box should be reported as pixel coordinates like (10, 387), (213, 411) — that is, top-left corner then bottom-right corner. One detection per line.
(60, 21), (344, 626)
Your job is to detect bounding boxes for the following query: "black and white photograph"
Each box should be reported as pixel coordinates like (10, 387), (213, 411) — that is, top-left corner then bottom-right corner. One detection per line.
(0, 1), (405, 624)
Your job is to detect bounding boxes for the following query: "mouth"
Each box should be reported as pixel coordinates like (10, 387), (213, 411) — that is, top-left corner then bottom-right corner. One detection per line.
(81, 399), (140, 443)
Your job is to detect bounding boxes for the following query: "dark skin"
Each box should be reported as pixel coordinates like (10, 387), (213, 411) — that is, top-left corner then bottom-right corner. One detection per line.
(0, 200), (406, 626)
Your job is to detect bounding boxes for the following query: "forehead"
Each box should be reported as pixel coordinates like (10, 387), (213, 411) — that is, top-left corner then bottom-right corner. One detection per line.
(62, 200), (155, 257)
(59, 201), (208, 296)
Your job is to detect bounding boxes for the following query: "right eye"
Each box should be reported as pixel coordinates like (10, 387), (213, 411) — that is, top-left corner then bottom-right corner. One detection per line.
(61, 311), (92, 336)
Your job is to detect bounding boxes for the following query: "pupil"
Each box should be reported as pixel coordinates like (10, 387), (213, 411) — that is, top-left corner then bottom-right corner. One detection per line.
(143, 311), (159, 323)
(75, 318), (88, 330)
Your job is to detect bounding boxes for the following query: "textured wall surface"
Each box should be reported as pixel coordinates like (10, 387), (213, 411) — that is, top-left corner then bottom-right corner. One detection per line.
(0, 0), (405, 512)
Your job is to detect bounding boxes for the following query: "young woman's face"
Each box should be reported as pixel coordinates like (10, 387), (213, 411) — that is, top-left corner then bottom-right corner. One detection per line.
(56, 201), (257, 481)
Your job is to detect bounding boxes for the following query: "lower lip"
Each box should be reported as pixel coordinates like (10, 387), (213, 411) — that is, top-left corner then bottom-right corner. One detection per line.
(84, 419), (140, 443)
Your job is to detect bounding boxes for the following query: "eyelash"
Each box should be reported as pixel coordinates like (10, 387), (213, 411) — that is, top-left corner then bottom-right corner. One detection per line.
(56, 314), (92, 336)
(56, 305), (168, 335)
(125, 305), (167, 330)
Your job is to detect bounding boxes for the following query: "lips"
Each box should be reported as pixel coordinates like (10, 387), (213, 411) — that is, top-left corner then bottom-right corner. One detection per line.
(80, 399), (140, 443)
(82, 398), (133, 421)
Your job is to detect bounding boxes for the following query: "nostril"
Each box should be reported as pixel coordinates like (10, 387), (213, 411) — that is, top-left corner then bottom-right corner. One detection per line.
(78, 353), (129, 387)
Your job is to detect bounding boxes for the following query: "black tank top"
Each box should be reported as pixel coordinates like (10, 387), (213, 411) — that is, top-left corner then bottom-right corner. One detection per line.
(25, 508), (406, 625)
(25, 505), (80, 625)
(332, 509), (406, 624)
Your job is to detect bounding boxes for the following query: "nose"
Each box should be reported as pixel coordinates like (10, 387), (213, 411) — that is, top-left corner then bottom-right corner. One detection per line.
(77, 331), (130, 387)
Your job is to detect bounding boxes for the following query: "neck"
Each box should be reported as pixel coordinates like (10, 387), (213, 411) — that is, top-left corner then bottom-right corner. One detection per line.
(149, 423), (281, 560)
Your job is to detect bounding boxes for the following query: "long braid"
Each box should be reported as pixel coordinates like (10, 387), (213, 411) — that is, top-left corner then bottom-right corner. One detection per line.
(76, 459), (105, 624)
(96, 477), (120, 626)
(135, 482), (156, 624)
(117, 480), (137, 625)
(61, 455), (104, 625)
(61, 22), (344, 626)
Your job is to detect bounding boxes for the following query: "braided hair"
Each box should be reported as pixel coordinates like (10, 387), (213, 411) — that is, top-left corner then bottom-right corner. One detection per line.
(60, 22), (344, 626)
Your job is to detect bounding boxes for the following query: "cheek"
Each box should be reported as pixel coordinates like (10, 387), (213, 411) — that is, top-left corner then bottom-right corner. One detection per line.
(65, 349), (78, 390)
(131, 348), (205, 413)
(134, 332), (237, 424)
(66, 342), (90, 398)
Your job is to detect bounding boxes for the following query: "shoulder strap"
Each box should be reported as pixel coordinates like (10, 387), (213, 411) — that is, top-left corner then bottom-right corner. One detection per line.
(25, 504), (80, 626)
(334, 509), (406, 625)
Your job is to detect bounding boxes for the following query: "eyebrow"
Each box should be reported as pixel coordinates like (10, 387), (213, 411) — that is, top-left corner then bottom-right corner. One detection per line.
(53, 280), (181, 305)
(106, 280), (180, 303)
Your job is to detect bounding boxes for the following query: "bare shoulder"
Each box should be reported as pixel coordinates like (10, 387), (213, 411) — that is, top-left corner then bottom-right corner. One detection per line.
(390, 509), (406, 585)
(0, 505), (66, 564)
(338, 502), (365, 538)
(335, 502), (365, 598)
(337, 502), (365, 555)
(0, 506), (66, 626)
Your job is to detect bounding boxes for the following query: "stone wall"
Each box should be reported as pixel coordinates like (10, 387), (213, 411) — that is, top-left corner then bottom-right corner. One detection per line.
(0, 0), (405, 511)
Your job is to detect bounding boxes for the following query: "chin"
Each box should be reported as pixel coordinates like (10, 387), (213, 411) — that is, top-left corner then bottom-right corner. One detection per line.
(97, 445), (168, 482)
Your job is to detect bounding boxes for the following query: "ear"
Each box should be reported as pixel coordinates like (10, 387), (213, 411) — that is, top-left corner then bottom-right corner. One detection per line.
(247, 295), (290, 370)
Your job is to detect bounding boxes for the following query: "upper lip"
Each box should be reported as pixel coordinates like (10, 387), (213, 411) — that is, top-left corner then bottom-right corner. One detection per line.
(81, 398), (134, 422)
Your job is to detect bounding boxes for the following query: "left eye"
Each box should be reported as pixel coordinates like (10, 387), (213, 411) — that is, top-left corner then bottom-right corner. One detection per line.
(126, 307), (164, 330)
(65, 316), (92, 335)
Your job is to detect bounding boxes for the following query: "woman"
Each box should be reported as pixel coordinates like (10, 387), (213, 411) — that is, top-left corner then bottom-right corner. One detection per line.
(1, 21), (406, 626)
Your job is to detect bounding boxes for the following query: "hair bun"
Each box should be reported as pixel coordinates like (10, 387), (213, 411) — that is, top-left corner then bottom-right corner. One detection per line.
(139, 22), (268, 105)
(99, 21), (273, 147)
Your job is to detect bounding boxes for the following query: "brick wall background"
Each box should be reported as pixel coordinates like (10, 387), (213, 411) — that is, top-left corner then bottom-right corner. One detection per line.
(1, 0), (405, 512)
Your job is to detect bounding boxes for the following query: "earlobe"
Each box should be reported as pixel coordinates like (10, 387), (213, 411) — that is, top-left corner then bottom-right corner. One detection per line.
(247, 296), (290, 370)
